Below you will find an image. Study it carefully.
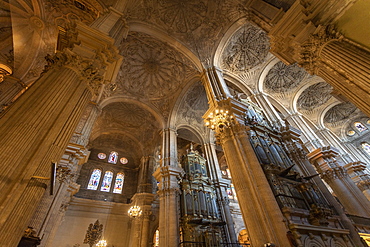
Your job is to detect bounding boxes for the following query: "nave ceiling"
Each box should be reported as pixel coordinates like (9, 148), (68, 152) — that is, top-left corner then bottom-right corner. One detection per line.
(1, 0), (368, 162)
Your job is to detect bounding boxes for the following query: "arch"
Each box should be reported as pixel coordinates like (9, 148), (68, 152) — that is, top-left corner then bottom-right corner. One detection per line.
(257, 57), (280, 94)
(291, 77), (330, 113)
(128, 21), (203, 71)
(99, 96), (165, 129)
(214, 18), (257, 68)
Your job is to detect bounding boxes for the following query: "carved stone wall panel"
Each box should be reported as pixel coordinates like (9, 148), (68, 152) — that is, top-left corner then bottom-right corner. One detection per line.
(297, 82), (333, 111)
(221, 24), (270, 73)
(264, 61), (306, 93)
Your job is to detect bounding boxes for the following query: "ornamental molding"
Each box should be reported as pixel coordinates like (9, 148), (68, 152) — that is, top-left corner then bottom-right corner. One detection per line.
(297, 25), (343, 74)
(221, 24), (270, 73)
(42, 50), (104, 96)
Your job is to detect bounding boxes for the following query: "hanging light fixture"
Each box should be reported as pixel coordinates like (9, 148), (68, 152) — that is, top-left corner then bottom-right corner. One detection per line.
(205, 108), (233, 131)
(96, 240), (107, 247)
(128, 205), (142, 218)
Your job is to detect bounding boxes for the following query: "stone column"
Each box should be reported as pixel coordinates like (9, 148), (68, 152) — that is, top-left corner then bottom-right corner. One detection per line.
(140, 209), (152, 247)
(161, 128), (178, 167)
(345, 161), (370, 201)
(138, 156), (155, 193)
(0, 22), (121, 246)
(251, 92), (285, 128)
(128, 193), (155, 247)
(204, 99), (291, 247)
(316, 127), (355, 164)
(0, 76), (26, 113)
(285, 113), (324, 151)
(153, 166), (183, 247)
(343, 141), (370, 165)
(308, 147), (370, 217)
(298, 26), (370, 116)
(201, 67), (232, 107)
(281, 126), (367, 247)
(203, 142), (237, 244)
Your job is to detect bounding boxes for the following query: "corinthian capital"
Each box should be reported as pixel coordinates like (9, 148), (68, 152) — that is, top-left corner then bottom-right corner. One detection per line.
(298, 25), (343, 74)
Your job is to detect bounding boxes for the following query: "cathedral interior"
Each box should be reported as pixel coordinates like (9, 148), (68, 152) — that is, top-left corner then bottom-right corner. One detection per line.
(1, 0), (370, 247)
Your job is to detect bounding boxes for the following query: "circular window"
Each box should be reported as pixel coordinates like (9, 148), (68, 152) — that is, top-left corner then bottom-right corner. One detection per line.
(367, 119), (370, 124)
(98, 153), (106, 159)
(120, 157), (128, 164)
(347, 130), (355, 136)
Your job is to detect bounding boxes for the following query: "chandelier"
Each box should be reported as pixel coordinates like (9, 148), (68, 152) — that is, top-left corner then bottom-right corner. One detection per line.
(96, 240), (107, 247)
(128, 205), (142, 218)
(205, 108), (233, 131)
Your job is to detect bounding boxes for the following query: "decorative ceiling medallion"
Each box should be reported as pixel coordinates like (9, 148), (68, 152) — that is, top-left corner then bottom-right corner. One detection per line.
(222, 24), (270, 72)
(116, 32), (196, 99)
(297, 82), (332, 110)
(324, 102), (357, 123)
(158, 0), (207, 33)
(264, 62), (306, 93)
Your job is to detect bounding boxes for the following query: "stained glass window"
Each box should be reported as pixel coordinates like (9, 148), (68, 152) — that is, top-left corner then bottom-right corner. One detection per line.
(108, 151), (118, 164)
(354, 122), (367, 132)
(100, 171), (113, 192)
(154, 229), (159, 247)
(362, 143), (370, 156)
(113, 173), (124, 194)
(120, 157), (128, 164)
(87, 169), (101, 190)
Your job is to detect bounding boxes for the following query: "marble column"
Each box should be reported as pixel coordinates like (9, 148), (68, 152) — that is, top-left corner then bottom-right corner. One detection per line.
(153, 166), (183, 247)
(308, 147), (370, 217)
(203, 142), (237, 244)
(0, 22), (121, 246)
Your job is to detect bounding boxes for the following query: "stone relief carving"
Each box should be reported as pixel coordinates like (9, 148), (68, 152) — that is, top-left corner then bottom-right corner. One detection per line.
(110, 32), (196, 100)
(264, 61), (306, 93)
(324, 102), (357, 123)
(297, 82), (332, 111)
(222, 24), (270, 72)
